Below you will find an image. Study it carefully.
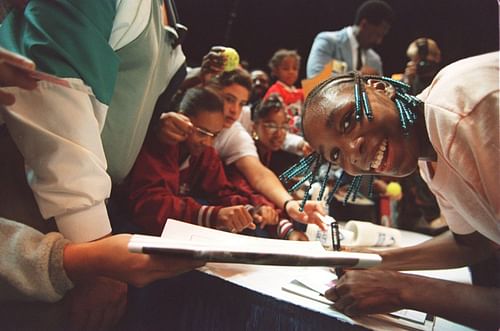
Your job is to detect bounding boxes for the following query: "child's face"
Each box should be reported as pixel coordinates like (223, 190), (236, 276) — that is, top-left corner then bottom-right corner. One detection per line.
(220, 84), (249, 128)
(254, 108), (288, 151)
(273, 56), (299, 87)
(303, 81), (422, 178)
(186, 110), (224, 156)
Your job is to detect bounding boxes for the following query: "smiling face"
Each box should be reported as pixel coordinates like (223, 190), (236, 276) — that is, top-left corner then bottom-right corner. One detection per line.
(303, 80), (425, 177)
(185, 110), (224, 156)
(254, 107), (288, 152)
(220, 83), (249, 128)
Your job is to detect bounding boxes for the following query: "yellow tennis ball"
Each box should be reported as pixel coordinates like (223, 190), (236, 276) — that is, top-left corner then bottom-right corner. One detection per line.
(222, 47), (240, 72)
(386, 181), (402, 198)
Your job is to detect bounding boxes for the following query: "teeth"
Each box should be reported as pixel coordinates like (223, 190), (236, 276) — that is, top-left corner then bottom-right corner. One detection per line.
(370, 139), (387, 169)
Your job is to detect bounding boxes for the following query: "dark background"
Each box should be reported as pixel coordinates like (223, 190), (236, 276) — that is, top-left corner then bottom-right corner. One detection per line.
(176, 0), (499, 80)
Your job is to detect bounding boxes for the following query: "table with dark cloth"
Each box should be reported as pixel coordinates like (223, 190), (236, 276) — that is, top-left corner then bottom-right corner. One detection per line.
(118, 270), (368, 331)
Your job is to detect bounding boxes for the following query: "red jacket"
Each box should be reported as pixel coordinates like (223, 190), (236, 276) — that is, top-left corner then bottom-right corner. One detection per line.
(128, 135), (272, 235)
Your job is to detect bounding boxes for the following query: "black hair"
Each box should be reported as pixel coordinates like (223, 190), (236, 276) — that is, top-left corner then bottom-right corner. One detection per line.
(208, 67), (252, 93)
(282, 72), (421, 210)
(253, 93), (285, 121)
(179, 86), (223, 117)
(354, 0), (394, 25)
(268, 49), (301, 72)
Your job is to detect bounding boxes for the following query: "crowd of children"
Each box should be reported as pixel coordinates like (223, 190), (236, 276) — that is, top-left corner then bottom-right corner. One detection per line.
(0, 0), (497, 330)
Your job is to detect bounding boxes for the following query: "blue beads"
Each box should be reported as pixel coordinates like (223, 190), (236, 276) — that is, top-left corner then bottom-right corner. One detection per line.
(280, 71), (423, 214)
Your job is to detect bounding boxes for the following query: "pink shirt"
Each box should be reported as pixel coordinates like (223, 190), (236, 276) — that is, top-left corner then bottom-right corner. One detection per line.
(418, 52), (499, 244)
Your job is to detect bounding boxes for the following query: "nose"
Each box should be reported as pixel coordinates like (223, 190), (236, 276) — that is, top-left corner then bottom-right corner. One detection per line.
(226, 103), (236, 116)
(275, 128), (286, 139)
(347, 136), (365, 168)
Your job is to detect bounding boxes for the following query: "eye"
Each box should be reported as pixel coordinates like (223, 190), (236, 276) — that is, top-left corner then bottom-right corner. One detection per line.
(330, 148), (341, 164)
(224, 95), (236, 104)
(341, 110), (354, 132)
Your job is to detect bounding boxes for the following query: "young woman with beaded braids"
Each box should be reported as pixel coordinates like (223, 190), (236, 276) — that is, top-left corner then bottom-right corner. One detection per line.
(282, 52), (499, 330)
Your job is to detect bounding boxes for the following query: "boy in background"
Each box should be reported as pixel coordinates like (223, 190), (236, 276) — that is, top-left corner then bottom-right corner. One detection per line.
(128, 87), (280, 236)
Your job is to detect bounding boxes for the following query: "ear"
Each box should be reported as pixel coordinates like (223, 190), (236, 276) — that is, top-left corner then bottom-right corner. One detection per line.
(358, 18), (368, 29)
(366, 79), (396, 100)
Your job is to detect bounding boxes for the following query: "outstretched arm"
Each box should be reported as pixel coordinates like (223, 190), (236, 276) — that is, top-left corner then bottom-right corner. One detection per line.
(377, 230), (497, 271)
(234, 155), (326, 229)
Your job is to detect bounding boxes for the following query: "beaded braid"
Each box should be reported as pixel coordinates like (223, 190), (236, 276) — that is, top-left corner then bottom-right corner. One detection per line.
(279, 72), (423, 210)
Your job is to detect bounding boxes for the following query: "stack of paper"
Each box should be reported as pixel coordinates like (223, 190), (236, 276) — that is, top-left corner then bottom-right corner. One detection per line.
(128, 219), (382, 268)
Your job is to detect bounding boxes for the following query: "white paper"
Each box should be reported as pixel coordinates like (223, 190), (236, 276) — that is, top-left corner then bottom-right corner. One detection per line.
(129, 219), (382, 268)
(284, 268), (434, 330)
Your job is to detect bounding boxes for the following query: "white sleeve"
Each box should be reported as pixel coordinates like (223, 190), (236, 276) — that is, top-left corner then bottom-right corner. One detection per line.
(238, 105), (253, 134)
(1, 80), (112, 243)
(214, 122), (258, 166)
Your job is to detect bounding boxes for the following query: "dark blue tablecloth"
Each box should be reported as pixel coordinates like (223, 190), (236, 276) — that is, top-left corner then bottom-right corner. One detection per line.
(118, 270), (369, 331)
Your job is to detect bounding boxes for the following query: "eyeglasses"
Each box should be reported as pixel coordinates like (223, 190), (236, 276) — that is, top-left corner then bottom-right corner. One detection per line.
(194, 126), (217, 138)
(262, 122), (290, 133)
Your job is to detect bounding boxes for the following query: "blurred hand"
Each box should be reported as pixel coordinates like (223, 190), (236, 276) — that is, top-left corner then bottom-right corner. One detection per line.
(252, 205), (279, 228)
(403, 61), (417, 85)
(64, 234), (206, 288)
(157, 112), (194, 144)
(325, 269), (406, 316)
(285, 200), (326, 231)
(372, 178), (387, 194)
(65, 277), (127, 331)
(200, 46), (225, 83)
(287, 230), (309, 241)
(0, 50), (38, 105)
(216, 205), (256, 232)
(298, 140), (313, 156)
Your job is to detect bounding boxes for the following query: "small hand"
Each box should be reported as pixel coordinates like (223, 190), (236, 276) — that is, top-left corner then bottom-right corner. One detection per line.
(200, 46), (225, 83)
(252, 205), (279, 228)
(403, 61), (417, 85)
(157, 112), (194, 144)
(285, 200), (326, 231)
(300, 141), (313, 156)
(216, 205), (256, 233)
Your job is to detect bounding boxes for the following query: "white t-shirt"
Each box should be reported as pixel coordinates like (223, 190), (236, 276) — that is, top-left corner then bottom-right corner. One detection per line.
(418, 52), (499, 244)
(214, 121), (259, 165)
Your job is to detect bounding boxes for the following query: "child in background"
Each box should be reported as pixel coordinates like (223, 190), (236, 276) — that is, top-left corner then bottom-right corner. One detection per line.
(264, 49), (304, 135)
(127, 87), (279, 235)
(251, 94), (307, 240)
(252, 93), (301, 177)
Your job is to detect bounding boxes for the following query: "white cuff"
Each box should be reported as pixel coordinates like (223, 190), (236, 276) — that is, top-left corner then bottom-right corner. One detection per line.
(55, 201), (112, 243)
